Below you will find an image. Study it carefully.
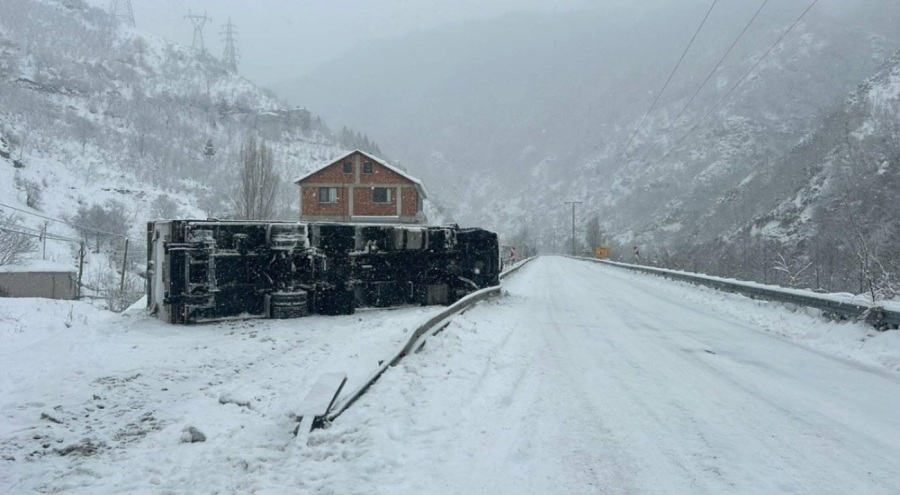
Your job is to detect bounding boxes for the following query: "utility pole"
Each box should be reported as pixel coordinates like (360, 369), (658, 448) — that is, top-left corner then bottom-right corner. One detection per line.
(77, 242), (85, 300)
(564, 201), (582, 257)
(184, 10), (212, 53)
(221, 18), (240, 72)
(120, 239), (129, 293)
(40, 222), (47, 260)
(108, 0), (136, 28)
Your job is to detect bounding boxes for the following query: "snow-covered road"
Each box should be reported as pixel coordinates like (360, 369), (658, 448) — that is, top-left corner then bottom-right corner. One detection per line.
(3, 256), (899, 494)
(308, 256), (900, 494)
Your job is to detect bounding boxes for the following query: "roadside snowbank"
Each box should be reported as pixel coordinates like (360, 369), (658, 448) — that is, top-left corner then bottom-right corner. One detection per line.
(0, 299), (444, 493)
(601, 263), (900, 373)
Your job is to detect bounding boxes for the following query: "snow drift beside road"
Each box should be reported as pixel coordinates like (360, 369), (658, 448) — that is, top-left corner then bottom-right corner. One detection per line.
(0, 299), (444, 493)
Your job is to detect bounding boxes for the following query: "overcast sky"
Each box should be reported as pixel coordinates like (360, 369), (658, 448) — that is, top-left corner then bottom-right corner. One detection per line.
(89, 0), (590, 86)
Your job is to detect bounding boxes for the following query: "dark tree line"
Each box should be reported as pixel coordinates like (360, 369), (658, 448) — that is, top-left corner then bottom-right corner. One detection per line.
(338, 127), (383, 157)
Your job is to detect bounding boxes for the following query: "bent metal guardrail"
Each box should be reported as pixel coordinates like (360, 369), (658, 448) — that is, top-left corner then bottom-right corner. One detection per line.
(498, 257), (534, 281)
(580, 257), (900, 329)
(326, 257), (535, 424)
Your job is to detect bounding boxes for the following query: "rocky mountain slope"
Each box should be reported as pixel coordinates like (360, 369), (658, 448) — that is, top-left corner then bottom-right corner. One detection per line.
(713, 48), (900, 293)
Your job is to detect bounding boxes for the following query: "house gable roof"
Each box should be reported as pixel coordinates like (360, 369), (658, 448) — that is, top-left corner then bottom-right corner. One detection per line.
(293, 150), (429, 199)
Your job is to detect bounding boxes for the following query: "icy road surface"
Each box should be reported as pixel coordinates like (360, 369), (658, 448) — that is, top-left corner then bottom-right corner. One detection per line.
(309, 256), (900, 494)
(2, 256), (899, 494)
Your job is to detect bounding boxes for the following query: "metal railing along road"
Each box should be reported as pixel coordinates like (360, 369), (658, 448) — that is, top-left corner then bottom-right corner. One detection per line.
(580, 257), (900, 329)
(326, 257), (536, 423)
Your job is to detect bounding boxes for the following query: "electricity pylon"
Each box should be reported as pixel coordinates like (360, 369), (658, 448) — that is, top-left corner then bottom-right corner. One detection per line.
(108, 0), (135, 28)
(184, 10), (212, 52)
(221, 18), (240, 72)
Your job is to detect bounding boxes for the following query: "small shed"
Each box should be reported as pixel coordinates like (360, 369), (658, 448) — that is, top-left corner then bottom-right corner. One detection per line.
(0, 261), (78, 300)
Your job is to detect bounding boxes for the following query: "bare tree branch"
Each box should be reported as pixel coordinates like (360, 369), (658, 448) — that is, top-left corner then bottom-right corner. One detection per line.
(234, 135), (280, 220)
(0, 213), (38, 266)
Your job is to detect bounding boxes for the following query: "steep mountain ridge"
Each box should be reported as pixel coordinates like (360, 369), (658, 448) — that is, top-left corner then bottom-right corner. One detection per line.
(611, 47), (900, 293)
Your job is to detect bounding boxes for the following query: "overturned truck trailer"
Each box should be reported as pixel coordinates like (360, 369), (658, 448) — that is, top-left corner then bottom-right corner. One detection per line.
(146, 220), (500, 324)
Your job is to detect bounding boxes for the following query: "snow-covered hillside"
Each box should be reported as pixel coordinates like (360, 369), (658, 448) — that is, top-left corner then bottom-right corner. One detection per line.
(659, 47), (900, 296)
(0, 0), (392, 306)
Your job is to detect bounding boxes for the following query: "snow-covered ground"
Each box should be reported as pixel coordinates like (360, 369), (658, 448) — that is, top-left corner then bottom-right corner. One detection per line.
(2, 256), (899, 494)
(0, 298), (444, 493)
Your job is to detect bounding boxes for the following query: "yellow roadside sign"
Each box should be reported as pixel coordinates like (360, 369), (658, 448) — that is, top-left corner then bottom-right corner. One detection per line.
(594, 246), (610, 259)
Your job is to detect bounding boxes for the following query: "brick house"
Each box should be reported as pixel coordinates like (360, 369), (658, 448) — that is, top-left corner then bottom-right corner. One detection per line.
(294, 150), (428, 224)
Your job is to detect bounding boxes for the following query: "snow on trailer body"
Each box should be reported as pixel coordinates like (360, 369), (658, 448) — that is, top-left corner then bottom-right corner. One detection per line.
(146, 219), (500, 324)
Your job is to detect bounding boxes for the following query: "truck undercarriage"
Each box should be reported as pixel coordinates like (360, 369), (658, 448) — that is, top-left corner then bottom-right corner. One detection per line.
(147, 220), (500, 324)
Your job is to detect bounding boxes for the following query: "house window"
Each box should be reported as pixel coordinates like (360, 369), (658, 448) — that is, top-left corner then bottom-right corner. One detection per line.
(342, 160), (352, 174)
(372, 187), (392, 203)
(363, 161), (373, 173)
(318, 187), (338, 203)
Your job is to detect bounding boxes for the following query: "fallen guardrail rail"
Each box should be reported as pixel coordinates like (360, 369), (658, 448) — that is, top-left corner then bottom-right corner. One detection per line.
(319, 256), (535, 429)
(580, 257), (900, 330)
(325, 285), (501, 425)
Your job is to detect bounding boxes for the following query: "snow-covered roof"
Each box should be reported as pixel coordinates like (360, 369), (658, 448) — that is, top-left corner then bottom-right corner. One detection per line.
(0, 260), (76, 273)
(293, 150), (429, 199)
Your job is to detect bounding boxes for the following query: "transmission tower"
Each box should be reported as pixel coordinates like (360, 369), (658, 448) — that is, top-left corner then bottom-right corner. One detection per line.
(184, 10), (212, 52)
(108, 0), (135, 28)
(221, 18), (240, 72)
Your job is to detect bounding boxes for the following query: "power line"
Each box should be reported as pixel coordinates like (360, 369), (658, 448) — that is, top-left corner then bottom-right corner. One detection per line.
(0, 226), (80, 244)
(0, 202), (143, 243)
(644, 0), (820, 171)
(618, 0), (720, 160)
(638, 0), (770, 164)
(2, 222), (81, 243)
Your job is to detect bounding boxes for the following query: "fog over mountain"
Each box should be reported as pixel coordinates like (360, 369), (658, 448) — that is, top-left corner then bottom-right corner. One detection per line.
(271, 0), (900, 292)
(276, 1), (894, 205)
(81, 0), (589, 85)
